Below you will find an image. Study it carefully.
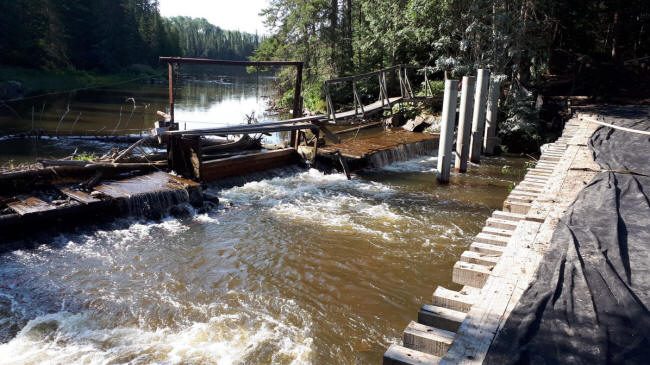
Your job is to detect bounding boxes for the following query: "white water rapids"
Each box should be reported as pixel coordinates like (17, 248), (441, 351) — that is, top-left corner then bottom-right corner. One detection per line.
(0, 155), (525, 364)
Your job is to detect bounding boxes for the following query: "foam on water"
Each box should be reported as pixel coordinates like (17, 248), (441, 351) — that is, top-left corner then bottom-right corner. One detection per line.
(372, 155), (438, 173)
(0, 302), (313, 365)
(217, 169), (404, 240)
(0, 153), (517, 364)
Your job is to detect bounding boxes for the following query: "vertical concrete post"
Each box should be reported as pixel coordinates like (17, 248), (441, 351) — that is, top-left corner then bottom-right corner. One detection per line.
(469, 69), (490, 163)
(455, 76), (476, 172)
(483, 78), (502, 155)
(437, 79), (459, 184)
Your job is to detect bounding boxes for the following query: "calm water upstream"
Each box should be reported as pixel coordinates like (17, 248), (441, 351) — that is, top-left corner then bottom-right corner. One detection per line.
(0, 74), (528, 364)
(0, 73), (285, 163)
(0, 155), (526, 364)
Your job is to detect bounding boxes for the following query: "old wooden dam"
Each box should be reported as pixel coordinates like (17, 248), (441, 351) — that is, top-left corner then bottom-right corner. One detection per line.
(2, 57), (646, 364)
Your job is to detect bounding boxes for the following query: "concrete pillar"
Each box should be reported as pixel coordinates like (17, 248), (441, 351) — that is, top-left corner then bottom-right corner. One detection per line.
(437, 79), (459, 183)
(454, 76), (476, 172)
(469, 69), (490, 163)
(483, 78), (502, 155)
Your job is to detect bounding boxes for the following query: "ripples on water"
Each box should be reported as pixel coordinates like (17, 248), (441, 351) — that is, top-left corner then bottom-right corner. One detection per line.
(0, 155), (524, 364)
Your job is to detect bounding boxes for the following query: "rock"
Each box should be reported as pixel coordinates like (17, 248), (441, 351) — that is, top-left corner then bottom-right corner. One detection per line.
(384, 114), (405, 128)
(402, 115), (431, 132)
(203, 191), (220, 206)
(425, 116), (442, 133)
(169, 204), (192, 218)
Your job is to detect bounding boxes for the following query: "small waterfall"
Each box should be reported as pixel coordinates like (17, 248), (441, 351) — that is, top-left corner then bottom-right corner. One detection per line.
(208, 164), (308, 190)
(125, 188), (191, 219)
(368, 139), (438, 168)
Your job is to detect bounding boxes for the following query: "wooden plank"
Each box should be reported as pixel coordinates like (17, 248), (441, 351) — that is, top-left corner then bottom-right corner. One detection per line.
(418, 304), (467, 331)
(481, 226), (513, 237)
(460, 251), (500, 267)
(59, 187), (100, 204)
(403, 321), (455, 357)
(384, 344), (441, 365)
(441, 220), (542, 364)
(485, 217), (518, 230)
(333, 97), (403, 120)
(8, 197), (56, 215)
(474, 232), (509, 246)
(200, 148), (300, 181)
(470, 242), (506, 255)
(491, 210), (525, 222)
(432, 287), (476, 313)
(452, 261), (491, 288)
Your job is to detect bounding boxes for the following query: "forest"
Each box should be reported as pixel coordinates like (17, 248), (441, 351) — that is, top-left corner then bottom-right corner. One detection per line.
(254, 0), (649, 148)
(0, 0), (648, 150)
(0, 1), (259, 71)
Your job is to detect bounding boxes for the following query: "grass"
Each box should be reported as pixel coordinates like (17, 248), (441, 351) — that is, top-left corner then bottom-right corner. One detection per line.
(72, 152), (97, 162)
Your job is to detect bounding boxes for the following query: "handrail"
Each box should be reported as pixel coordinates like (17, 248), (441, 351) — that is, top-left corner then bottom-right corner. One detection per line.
(159, 57), (303, 67)
(325, 65), (404, 84)
(165, 115), (326, 136)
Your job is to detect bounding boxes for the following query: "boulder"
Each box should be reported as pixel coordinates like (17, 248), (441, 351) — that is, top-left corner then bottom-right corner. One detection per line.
(402, 115), (431, 132)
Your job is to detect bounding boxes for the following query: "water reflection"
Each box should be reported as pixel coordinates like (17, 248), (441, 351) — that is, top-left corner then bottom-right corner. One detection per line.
(0, 76), (283, 162)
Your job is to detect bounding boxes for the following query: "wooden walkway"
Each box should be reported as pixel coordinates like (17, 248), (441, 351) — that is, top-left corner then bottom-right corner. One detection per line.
(332, 96), (403, 120)
(383, 117), (600, 364)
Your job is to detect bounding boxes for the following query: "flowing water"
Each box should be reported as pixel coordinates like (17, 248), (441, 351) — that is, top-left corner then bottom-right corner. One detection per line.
(0, 154), (527, 364)
(1, 71), (529, 364)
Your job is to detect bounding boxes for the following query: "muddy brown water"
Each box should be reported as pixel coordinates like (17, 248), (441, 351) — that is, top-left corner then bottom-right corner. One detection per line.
(0, 154), (527, 364)
(1, 75), (529, 364)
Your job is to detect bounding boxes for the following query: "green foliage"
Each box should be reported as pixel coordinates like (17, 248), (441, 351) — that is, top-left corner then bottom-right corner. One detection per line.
(163, 17), (259, 60)
(417, 80), (445, 97)
(72, 152), (97, 162)
(392, 103), (419, 121)
(255, 0), (649, 151)
(0, 2), (258, 73)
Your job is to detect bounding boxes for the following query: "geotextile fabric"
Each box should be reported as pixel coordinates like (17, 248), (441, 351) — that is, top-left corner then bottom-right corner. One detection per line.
(485, 106), (650, 365)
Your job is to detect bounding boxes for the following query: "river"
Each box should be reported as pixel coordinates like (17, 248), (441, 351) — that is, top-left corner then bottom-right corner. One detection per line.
(0, 73), (285, 163)
(0, 75), (527, 364)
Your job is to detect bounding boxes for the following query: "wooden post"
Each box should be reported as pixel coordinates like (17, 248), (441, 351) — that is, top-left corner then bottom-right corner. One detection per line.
(403, 67), (413, 98)
(378, 74), (385, 107)
(292, 63), (303, 118)
(167, 63), (175, 123)
(455, 76), (476, 173)
(469, 69), (490, 163)
(168, 135), (201, 179)
(311, 129), (319, 163)
(290, 63), (303, 142)
(437, 79), (459, 183)
(483, 78), (502, 155)
(352, 80), (365, 117)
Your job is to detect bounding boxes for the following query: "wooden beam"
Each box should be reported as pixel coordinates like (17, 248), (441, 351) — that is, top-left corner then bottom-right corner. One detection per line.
(437, 79), (459, 183)
(403, 321), (455, 357)
(455, 76), (476, 173)
(383, 344), (441, 365)
(469, 69), (490, 163)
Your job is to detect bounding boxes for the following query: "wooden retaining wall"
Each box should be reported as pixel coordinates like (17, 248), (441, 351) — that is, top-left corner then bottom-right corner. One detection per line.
(384, 115), (601, 364)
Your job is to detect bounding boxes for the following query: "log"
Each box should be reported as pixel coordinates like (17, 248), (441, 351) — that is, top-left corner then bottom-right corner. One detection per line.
(113, 137), (149, 162)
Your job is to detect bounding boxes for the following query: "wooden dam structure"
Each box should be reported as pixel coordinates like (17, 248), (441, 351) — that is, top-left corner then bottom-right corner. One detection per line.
(158, 57), (435, 182)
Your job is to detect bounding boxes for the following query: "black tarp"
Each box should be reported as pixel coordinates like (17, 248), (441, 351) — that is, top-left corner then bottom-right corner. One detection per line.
(485, 106), (650, 365)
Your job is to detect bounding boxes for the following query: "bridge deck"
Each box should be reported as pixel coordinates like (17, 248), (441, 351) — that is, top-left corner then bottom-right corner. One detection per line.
(332, 97), (403, 120)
